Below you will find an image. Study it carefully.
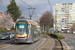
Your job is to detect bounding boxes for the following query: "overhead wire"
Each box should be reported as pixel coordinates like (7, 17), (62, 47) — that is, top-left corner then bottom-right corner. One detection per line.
(21, 0), (32, 8)
(47, 0), (53, 13)
(21, 0), (36, 19)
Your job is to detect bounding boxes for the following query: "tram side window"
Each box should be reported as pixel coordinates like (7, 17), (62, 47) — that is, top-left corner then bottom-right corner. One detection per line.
(33, 25), (37, 34)
(31, 25), (37, 35)
(31, 25), (33, 35)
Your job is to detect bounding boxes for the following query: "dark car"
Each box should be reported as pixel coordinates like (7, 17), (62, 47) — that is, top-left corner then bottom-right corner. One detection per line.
(0, 33), (10, 40)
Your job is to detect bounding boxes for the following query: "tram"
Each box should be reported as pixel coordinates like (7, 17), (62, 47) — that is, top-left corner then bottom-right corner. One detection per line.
(14, 19), (40, 43)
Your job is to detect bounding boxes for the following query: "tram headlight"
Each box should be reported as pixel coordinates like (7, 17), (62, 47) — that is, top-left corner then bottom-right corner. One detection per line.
(24, 34), (27, 37)
(24, 32), (27, 37)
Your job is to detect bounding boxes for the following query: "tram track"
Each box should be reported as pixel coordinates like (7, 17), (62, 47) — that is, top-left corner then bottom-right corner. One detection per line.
(0, 43), (29, 50)
(36, 38), (47, 50)
(15, 44), (27, 50)
(35, 34), (48, 50)
(0, 34), (47, 50)
(53, 39), (63, 50)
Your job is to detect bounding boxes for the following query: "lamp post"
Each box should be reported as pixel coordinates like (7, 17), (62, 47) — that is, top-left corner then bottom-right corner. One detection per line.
(28, 8), (35, 20)
(55, 10), (57, 33)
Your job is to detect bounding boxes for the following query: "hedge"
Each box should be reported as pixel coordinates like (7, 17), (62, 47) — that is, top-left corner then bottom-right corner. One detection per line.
(48, 33), (65, 39)
(0, 29), (15, 34)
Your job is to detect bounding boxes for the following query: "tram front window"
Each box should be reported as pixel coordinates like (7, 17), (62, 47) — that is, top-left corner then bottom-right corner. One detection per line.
(16, 24), (28, 35)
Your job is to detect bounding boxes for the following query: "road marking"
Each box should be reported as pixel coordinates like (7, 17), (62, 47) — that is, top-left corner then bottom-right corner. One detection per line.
(0, 44), (12, 49)
(0, 44), (27, 50)
(63, 40), (71, 50)
(68, 39), (75, 43)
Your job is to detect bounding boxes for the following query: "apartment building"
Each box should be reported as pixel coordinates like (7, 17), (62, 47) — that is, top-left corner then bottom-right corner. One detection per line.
(53, 3), (75, 31)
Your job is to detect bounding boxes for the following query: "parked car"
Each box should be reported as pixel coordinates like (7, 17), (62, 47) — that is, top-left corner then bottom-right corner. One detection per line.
(7, 32), (14, 39)
(10, 32), (15, 38)
(7, 32), (15, 38)
(0, 33), (10, 40)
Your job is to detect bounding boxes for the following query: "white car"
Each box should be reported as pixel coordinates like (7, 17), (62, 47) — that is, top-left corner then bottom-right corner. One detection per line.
(7, 32), (13, 39)
(10, 32), (15, 38)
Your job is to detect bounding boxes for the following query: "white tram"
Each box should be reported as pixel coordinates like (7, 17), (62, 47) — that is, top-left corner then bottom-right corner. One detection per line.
(15, 19), (40, 43)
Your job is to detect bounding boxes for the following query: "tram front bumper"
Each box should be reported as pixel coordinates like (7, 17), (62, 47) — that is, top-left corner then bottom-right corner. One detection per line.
(15, 38), (33, 43)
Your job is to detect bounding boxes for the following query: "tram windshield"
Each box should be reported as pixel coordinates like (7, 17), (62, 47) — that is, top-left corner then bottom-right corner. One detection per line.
(16, 24), (28, 35)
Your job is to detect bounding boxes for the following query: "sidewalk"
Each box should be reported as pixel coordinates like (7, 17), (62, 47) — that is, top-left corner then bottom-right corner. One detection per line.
(38, 38), (55, 50)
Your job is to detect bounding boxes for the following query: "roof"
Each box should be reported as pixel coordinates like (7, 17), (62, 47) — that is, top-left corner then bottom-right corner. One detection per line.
(16, 19), (38, 25)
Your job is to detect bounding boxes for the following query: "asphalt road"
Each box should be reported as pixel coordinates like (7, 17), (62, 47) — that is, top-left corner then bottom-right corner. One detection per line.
(62, 33), (75, 50)
(0, 39), (15, 45)
(0, 34), (46, 50)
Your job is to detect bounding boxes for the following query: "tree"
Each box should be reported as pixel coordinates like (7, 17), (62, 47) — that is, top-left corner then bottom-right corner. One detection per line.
(19, 16), (25, 19)
(71, 23), (75, 29)
(0, 12), (14, 30)
(6, 0), (21, 21)
(40, 11), (53, 32)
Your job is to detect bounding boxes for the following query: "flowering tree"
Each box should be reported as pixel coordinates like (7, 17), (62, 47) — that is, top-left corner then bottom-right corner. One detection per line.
(0, 12), (14, 30)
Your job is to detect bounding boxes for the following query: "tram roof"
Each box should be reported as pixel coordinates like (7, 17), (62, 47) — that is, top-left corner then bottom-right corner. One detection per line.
(16, 19), (38, 25)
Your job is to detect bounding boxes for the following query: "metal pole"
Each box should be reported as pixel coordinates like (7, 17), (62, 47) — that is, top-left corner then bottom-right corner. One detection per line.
(28, 8), (35, 20)
(61, 25), (62, 36)
(55, 10), (57, 33)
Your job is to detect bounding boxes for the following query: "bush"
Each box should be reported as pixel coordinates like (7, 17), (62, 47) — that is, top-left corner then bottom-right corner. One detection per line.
(48, 33), (65, 39)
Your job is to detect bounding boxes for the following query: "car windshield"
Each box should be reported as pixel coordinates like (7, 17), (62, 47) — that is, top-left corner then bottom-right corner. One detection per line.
(11, 32), (15, 34)
(9, 33), (11, 34)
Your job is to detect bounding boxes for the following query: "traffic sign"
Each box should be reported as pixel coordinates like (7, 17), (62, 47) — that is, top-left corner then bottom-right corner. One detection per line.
(59, 23), (64, 25)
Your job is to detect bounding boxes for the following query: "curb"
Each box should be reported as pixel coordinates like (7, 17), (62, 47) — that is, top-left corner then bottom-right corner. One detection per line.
(0, 44), (11, 49)
(61, 40), (71, 50)
(58, 39), (63, 50)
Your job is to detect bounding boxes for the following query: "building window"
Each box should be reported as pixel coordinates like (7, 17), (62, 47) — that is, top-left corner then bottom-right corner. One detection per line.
(68, 3), (72, 5)
(61, 21), (64, 22)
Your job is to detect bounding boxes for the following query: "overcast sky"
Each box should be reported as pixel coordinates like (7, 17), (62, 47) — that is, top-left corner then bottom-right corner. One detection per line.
(0, 0), (75, 20)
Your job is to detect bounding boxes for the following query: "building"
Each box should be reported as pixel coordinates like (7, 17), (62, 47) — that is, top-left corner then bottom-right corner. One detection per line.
(53, 3), (75, 31)
(0, 12), (2, 15)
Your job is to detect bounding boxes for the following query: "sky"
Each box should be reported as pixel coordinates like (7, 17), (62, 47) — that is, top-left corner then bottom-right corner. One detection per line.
(0, 0), (75, 20)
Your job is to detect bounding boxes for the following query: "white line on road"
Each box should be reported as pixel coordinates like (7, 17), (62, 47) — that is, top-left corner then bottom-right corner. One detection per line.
(63, 40), (71, 50)
(68, 39), (75, 43)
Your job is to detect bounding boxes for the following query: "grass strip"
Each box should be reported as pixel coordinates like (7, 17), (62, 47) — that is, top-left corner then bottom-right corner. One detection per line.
(43, 33), (51, 38)
(0, 28), (15, 34)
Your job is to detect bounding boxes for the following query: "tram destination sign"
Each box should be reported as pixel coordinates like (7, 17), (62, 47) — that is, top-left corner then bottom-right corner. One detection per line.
(18, 22), (26, 24)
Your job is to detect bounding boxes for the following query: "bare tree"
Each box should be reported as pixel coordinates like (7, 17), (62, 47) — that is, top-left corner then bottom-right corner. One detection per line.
(0, 12), (14, 30)
(40, 11), (53, 32)
(71, 23), (75, 29)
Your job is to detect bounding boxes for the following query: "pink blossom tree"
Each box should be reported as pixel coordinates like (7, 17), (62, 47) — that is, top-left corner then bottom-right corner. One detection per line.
(0, 12), (14, 30)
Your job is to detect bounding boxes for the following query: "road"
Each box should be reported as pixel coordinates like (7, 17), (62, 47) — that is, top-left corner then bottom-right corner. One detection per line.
(0, 34), (46, 50)
(0, 39), (15, 45)
(62, 33), (75, 50)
